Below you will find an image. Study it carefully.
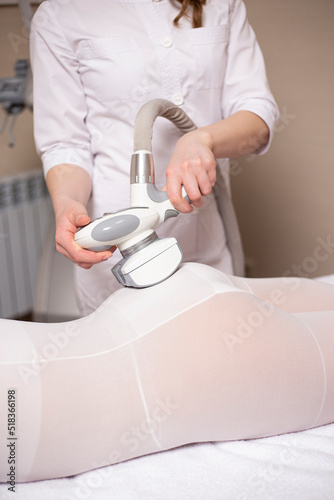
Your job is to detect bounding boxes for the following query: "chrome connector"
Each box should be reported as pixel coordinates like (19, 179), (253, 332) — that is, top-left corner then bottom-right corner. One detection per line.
(130, 151), (154, 184)
(120, 231), (158, 258)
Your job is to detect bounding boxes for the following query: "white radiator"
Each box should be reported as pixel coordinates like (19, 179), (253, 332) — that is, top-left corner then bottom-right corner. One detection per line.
(0, 169), (53, 319)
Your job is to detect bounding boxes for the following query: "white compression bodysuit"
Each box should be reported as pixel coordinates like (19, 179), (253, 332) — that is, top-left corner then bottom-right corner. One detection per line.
(0, 263), (333, 482)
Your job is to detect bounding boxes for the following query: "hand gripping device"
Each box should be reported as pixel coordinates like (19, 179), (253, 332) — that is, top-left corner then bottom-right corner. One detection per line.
(75, 99), (198, 288)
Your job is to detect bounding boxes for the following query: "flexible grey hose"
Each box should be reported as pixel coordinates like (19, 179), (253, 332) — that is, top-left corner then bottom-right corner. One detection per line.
(133, 99), (245, 277)
(134, 98), (197, 152)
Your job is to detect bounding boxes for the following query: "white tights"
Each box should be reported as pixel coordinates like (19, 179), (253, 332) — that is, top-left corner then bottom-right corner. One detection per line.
(0, 263), (333, 482)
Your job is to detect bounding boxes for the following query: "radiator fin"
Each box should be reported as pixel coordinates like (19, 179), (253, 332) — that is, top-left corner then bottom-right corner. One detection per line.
(0, 170), (53, 319)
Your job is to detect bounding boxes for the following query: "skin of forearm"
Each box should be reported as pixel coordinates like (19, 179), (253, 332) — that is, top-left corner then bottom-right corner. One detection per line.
(45, 164), (92, 215)
(198, 110), (270, 159)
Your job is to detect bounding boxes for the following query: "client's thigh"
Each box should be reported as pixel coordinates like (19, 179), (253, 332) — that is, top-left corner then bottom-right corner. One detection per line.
(135, 292), (328, 447)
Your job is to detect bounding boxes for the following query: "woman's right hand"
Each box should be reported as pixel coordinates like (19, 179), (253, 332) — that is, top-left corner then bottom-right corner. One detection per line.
(54, 199), (116, 269)
(45, 165), (116, 269)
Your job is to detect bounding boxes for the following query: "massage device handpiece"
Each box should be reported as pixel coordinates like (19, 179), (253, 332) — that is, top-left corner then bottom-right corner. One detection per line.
(111, 151), (190, 287)
(75, 98), (198, 288)
(74, 162), (190, 287)
(74, 206), (186, 289)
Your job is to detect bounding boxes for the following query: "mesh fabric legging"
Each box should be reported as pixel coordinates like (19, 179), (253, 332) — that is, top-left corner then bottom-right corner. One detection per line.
(0, 263), (333, 482)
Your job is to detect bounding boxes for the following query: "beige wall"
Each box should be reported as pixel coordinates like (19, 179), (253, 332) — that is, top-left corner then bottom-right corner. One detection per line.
(0, 1), (333, 278)
(233, 0), (334, 278)
(0, 5), (40, 177)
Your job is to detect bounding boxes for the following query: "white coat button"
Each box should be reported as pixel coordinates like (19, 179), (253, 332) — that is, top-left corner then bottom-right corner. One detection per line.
(172, 93), (184, 105)
(161, 37), (173, 48)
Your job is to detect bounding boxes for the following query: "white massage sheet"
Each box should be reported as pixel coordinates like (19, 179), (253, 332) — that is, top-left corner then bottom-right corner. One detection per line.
(1, 275), (334, 500)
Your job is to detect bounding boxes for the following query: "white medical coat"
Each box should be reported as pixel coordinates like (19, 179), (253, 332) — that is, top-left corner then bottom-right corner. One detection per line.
(30, 0), (279, 313)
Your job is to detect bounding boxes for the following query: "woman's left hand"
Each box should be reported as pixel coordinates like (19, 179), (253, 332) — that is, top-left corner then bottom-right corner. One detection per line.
(164, 129), (217, 213)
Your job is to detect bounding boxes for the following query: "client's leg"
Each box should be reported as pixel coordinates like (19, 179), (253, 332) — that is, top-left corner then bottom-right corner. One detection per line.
(0, 264), (333, 483)
(226, 274), (334, 312)
(293, 310), (334, 426)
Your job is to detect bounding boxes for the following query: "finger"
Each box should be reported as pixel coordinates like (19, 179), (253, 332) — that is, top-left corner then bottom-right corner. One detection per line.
(56, 243), (111, 265)
(208, 166), (217, 187)
(180, 172), (206, 209)
(166, 174), (193, 213)
(200, 155), (217, 188)
(195, 169), (214, 197)
(70, 245), (114, 265)
(56, 235), (116, 266)
(75, 248), (115, 270)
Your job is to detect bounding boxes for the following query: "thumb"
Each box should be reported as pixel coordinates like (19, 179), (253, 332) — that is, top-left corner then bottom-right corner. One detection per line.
(73, 212), (91, 228)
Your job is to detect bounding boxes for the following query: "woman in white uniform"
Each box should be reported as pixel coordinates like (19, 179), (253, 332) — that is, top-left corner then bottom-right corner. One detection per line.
(0, 263), (333, 482)
(30, 0), (279, 314)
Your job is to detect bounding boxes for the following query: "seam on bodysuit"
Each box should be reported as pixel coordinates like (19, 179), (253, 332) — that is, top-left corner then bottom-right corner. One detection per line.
(128, 345), (164, 451)
(188, 263), (255, 295)
(238, 278), (255, 294)
(218, 272), (255, 295)
(297, 315), (327, 428)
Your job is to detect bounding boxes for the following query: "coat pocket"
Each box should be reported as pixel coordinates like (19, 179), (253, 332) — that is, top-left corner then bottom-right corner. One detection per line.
(188, 25), (230, 90)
